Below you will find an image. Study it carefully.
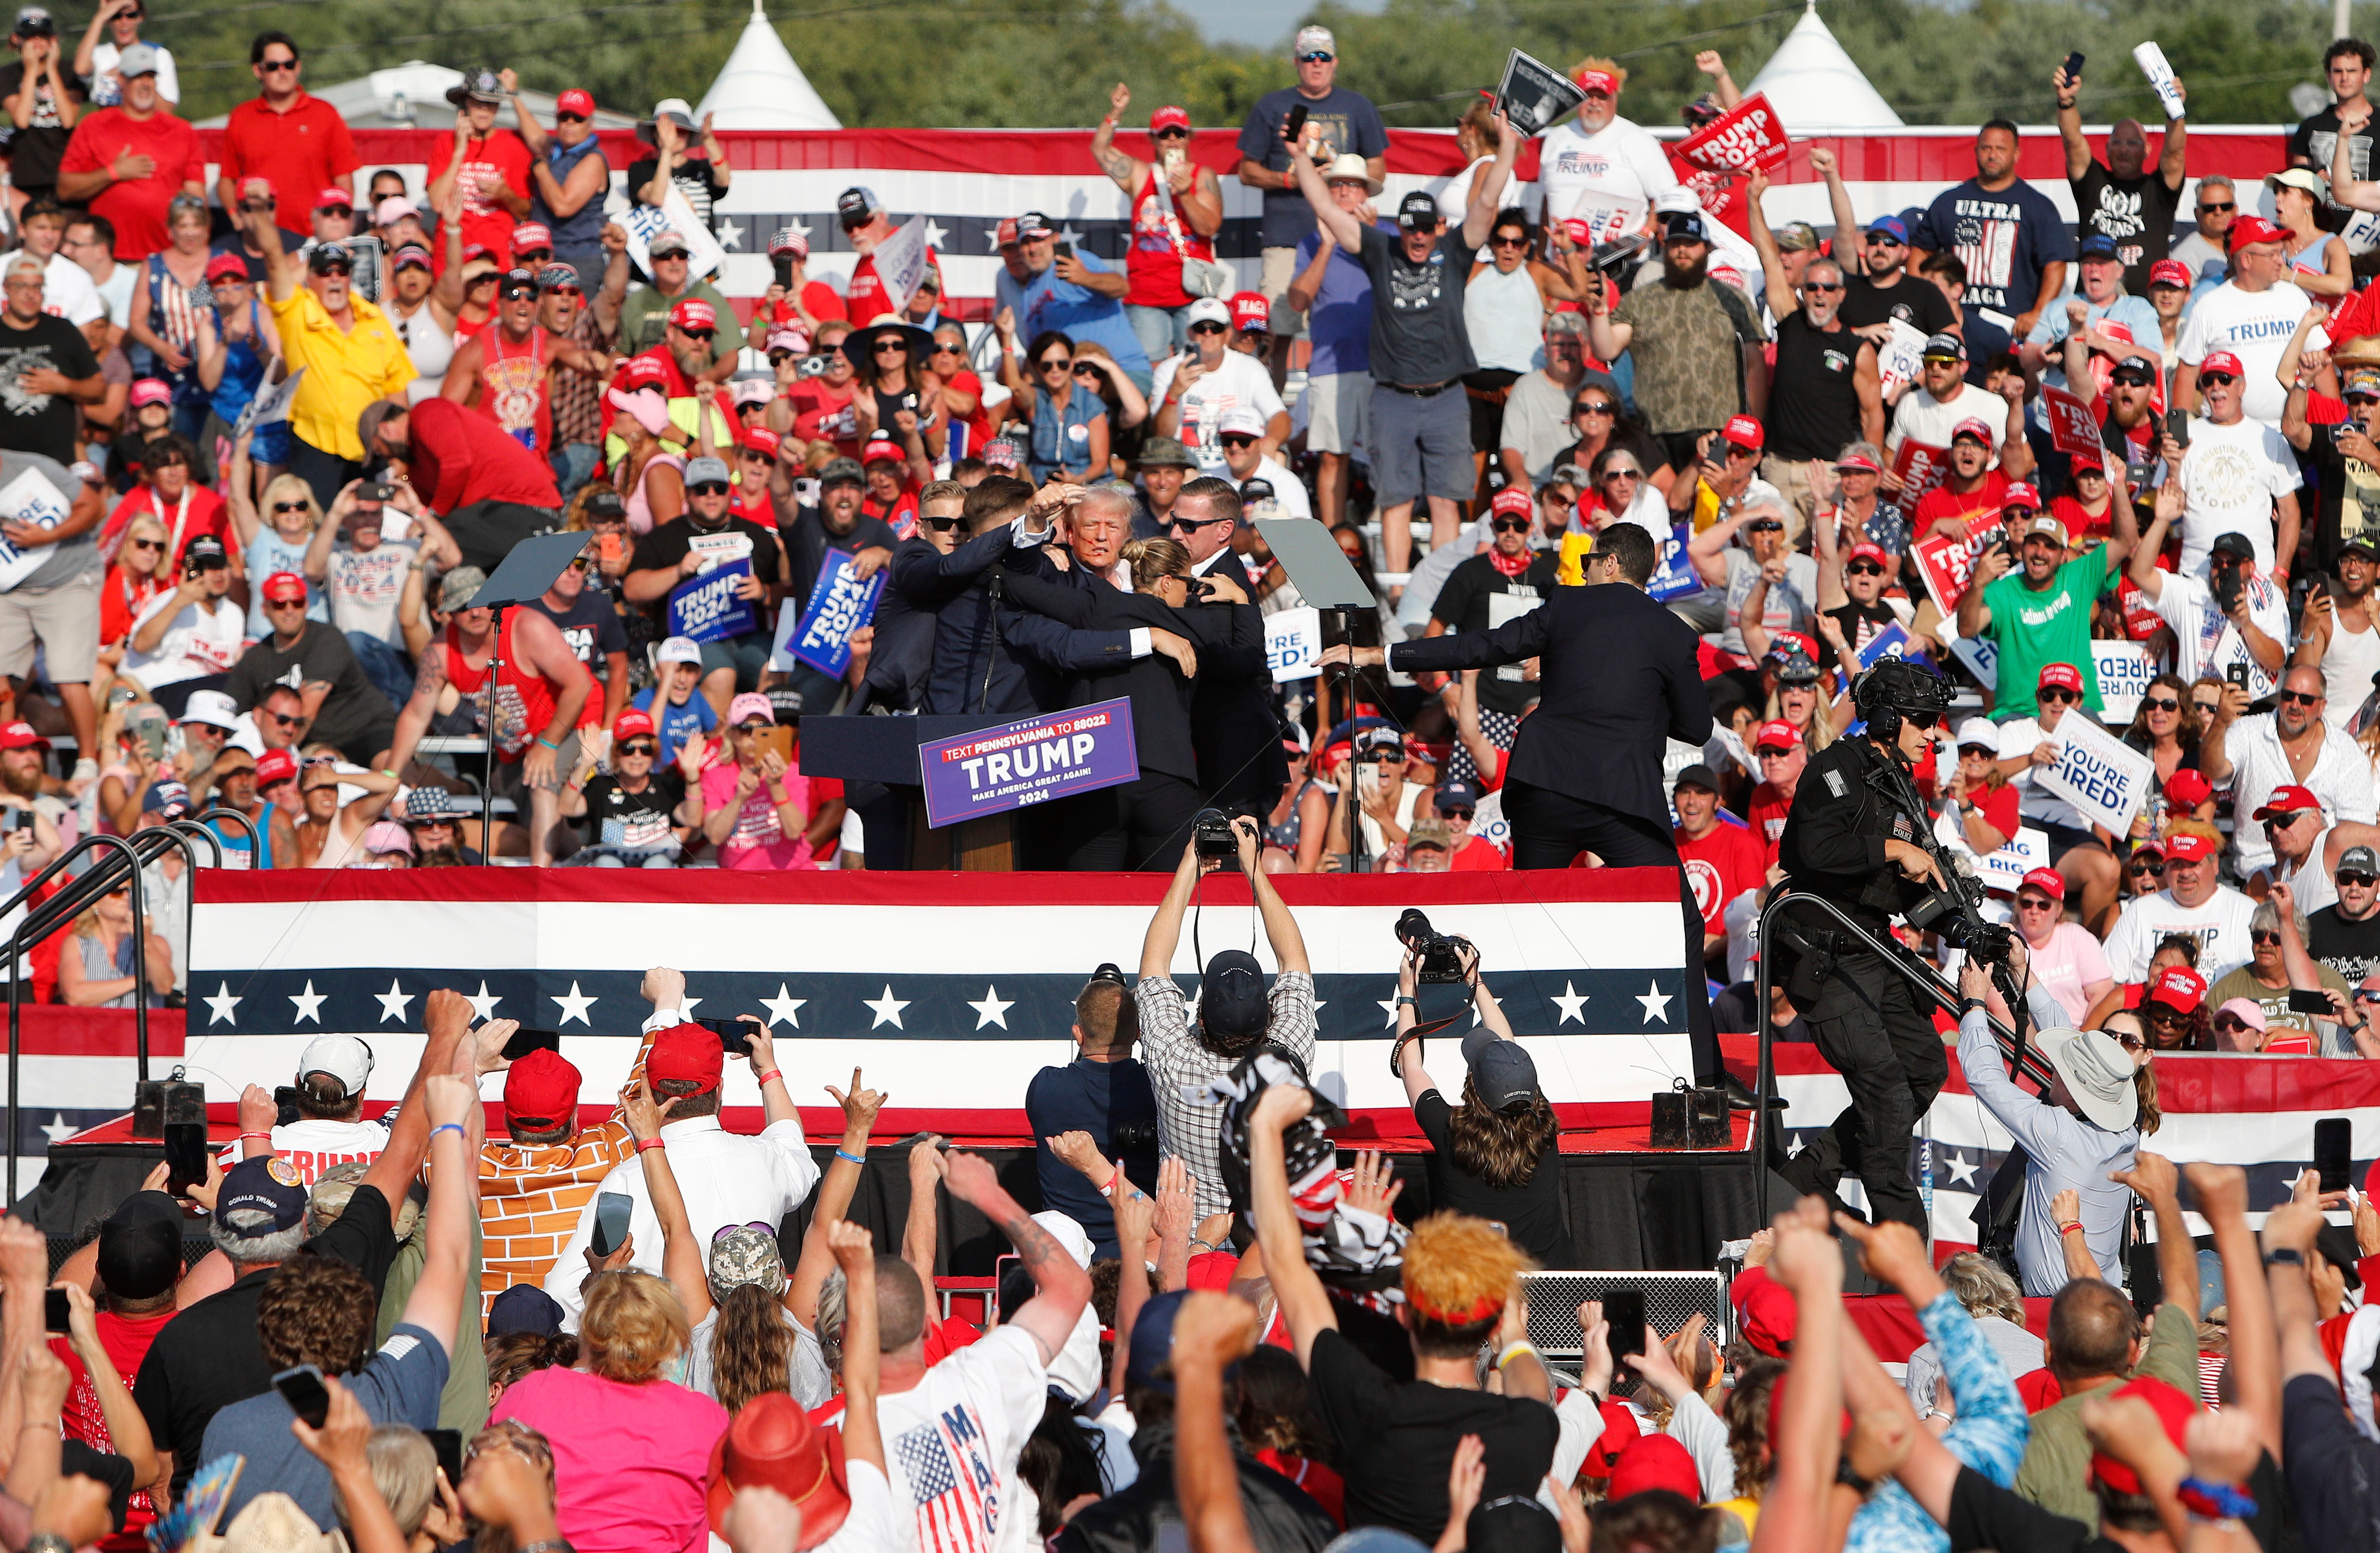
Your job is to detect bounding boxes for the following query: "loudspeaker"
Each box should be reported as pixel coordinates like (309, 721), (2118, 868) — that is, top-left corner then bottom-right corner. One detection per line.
(1650, 1081), (1731, 1149)
(131, 1068), (205, 1139)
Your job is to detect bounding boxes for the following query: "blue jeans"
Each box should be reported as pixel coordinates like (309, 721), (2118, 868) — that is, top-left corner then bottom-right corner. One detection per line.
(562, 847), (678, 867)
(551, 443), (600, 504)
(348, 631), (414, 709)
(1125, 303), (1187, 364)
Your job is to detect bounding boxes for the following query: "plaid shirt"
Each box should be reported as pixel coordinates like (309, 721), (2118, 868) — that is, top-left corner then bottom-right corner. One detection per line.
(551, 303), (620, 450)
(1134, 971), (1318, 1220)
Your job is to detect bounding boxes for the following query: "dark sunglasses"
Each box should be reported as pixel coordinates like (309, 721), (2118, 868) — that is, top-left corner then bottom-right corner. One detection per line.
(1038, 357), (1071, 372)
(2198, 371), (2238, 387)
(1802, 280), (1845, 292)
(1168, 514), (1228, 532)
(128, 538), (161, 551)
(1297, 50), (1333, 61)
(2199, 200), (2237, 212)
(1188, 321), (1227, 336)
(1072, 364), (1102, 378)
(2128, 858), (2165, 875)
(1491, 516), (1532, 533)
(314, 263), (353, 278)
(617, 740), (658, 756)
(500, 286), (535, 301)
(2143, 697), (2181, 712)
(1218, 434), (1258, 449)
(681, 328), (716, 343)
(2040, 688), (2079, 704)
(556, 110), (588, 123)
(1574, 401), (1615, 417)
(924, 515), (966, 531)
(2280, 690), (2324, 706)
(1746, 519), (1783, 533)
(2147, 1007), (2191, 1025)
(1440, 808), (1474, 821)
(2252, 928), (2285, 943)
(258, 58), (296, 72)
(930, 341), (963, 353)
(264, 710), (300, 726)
(1846, 562), (1886, 577)
(688, 481), (730, 496)
(545, 284), (582, 298)
(872, 339), (907, 353)
(1491, 234), (1529, 248)
(1601, 468), (1642, 483)
(2263, 814), (2307, 831)
(2111, 370), (2155, 387)
(2343, 872), (2380, 888)
(1863, 232), (1903, 247)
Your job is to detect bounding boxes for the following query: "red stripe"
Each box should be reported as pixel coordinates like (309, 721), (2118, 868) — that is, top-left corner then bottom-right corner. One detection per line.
(193, 127), (2295, 189)
(193, 866), (1682, 909)
(1, 1006), (185, 1059)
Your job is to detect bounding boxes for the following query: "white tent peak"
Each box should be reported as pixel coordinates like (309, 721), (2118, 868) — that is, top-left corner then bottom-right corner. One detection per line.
(1744, 0), (1904, 130)
(694, 2), (842, 130)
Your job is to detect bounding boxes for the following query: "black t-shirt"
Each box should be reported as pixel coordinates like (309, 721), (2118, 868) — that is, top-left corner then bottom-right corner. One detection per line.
(1429, 551), (1558, 715)
(2305, 430), (2380, 571)
(777, 505), (899, 607)
(2071, 163), (2183, 294)
(1356, 226), (1476, 389)
(1944, 1465), (2112, 1553)
(1767, 313), (1873, 462)
(0, 311), (98, 465)
(1023, 1057), (1161, 1258)
(2292, 107), (2374, 236)
(1825, 600), (1901, 654)
(2284, 1371), (2380, 1550)
(1411, 1089), (1569, 1268)
(625, 156), (727, 234)
(1838, 271), (1958, 338)
(528, 588), (628, 669)
(2311, 903), (2380, 985)
(1305, 1327), (1560, 1538)
(226, 621), (395, 758)
(133, 1183), (400, 1497)
(0, 62), (85, 189)
(576, 770), (686, 850)
(630, 514), (786, 641)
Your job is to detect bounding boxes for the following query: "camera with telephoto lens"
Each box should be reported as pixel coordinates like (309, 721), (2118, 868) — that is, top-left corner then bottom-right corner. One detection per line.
(1903, 863), (2014, 964)
(1395, 909), (1475, 984)
(1193, 808), (1238, 860)
(1110, 1120), (1159, 1154)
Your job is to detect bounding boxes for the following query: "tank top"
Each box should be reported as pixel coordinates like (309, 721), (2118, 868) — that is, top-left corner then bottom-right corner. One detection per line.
(2322, 604), (2380, 728)
(205, 803), (274, 869)
(622, 450), (686, 536)
(532, 137), (608, 251)
(139, 254), (205, 394)
(1461, 262), (1543, 375)
(1125, 167), (1214, 311)
(479, 327), (553, 457)
(444, 610), (564, 761)
(872, 379), (924, 446)
(389, 298), (455, 402)
(207, 299), (269, 424)
(1765, 312), (1869, 462)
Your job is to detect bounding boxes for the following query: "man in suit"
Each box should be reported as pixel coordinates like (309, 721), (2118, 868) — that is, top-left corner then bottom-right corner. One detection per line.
(1322, 522), (1729, 1093)
(1166, 476), (1287, 817)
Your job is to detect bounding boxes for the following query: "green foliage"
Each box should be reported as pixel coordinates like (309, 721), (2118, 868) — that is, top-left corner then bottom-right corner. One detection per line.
(143, 0), (2364, 128)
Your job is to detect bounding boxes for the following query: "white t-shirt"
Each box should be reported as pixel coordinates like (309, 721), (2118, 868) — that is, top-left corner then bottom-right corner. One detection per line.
(1995, 715), (2088, 831)
(1441, 152), (1525, 238)
(2173, 416), (2300, 578)
(1237, 453), (1311, 520)
(2102, 884), (2260, 981)
(2, 251), (104, 328)
(123, 592), (243, 690)
(1719, 547), (1818, 656)
(2177, 279), (2320, 426)
(1888, 381), (2010, 463)
(90, 261), (134, 330)
(214, 1116), (390, 1185)
(2027, 920), (2113, 1025)
(1535, 116), (1680, 242)
(1147, 351), (1285, 477)
(812, 1460), (899, 1553)
(2149, 567), (2290, 703)
(326, 539), (416, 648)
(815, 1325), (1048, 1553)
(88, 40), (179, 106)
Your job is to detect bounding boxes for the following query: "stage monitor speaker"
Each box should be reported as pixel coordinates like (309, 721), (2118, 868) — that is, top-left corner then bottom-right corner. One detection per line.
(1520, 1270), (1727, 1376)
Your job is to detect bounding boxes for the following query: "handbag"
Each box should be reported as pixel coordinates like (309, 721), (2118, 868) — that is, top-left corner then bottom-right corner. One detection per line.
(1157, 179), (1232, 299)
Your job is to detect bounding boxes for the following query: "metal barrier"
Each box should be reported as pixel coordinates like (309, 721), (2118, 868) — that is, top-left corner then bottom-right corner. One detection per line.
(1753, 893), (2052, 1223)
(3, 825), (210, 1203)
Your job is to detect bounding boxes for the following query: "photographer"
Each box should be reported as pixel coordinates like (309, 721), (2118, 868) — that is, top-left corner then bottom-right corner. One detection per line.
(1773, 657), (1959, 1235)
(1026, 965), (1160, 1261)
(1136, 814), (1315, 1220)
(1391, 933), (1570, 1266)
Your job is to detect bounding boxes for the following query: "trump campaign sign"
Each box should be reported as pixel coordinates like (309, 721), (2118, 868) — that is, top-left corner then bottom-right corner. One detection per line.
(786, 553), (885, 678)
(1266, 607), (1324, 683)
(1912, 517), (2006, 620)
(666, 558), (756, 645)
(1675, 93), (1792, 175)
(920, 698), (1140, 827)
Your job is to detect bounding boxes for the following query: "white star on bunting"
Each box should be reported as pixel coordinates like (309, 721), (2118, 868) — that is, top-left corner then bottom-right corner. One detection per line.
(375, 980), (413, 1024)
(1636, 982), (1673, 1025)
(204, 982), (241, 1026)
(467, 982), (503, 1022)
(864, 984), (910, 1029)
(760, 984), (806, 1029)
(1550, 981), (1589, 1025)
(1943, 1150), (1979, 1189)
(716, 218), (745, 251)
(922, 217), (949, 248)
(551, 982), (596, 1027)
(288, 981), (326, 1025)
(969, 986), (1015, 1030)
(39, 1114), (76, 1144)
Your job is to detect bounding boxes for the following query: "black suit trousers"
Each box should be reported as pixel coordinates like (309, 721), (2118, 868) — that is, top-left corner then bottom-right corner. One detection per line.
(1504, 780), (1719, 1083)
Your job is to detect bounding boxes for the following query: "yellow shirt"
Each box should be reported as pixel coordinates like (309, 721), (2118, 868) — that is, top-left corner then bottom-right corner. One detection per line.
(603, 395), (739, 469)
(1557, 530), (1596, 585)
(264, 285), (416, 462)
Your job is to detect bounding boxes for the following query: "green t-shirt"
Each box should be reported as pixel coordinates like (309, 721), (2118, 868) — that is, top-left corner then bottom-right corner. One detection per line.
(375, 1200), (489, 1438)
(1983, 545), (2115, 723)
(2011, 1298), (2199, 1523)
(2208, 963), (2352, 1049)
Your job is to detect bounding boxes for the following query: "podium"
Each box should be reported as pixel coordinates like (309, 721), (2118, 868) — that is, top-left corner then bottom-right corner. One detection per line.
(802, 714), (1024, 870)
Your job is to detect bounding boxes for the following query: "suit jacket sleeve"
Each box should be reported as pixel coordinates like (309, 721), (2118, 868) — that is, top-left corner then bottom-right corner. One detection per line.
(893, 525), (1011, 607)
(1001, 609), (1134, 672)
(1388, 601), (1552, 673)
(1184, 600), (1267, 685)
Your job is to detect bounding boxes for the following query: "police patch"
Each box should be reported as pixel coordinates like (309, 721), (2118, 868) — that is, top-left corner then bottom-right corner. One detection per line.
(1824, 769), (1848, 798)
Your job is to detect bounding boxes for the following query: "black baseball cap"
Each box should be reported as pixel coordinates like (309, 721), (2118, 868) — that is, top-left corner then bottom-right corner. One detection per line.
(306, 241), (353, 274)
(1672, 763), (1721, 793)
(1920, 332), (1966, 362)
(2209, 531), (2256, 560)
(1199, 949), (1268, 1041)
(1661, 210), (1709, 245)
(96, 1190), (183, 1300)
(185, 534), (229, 569)
(1461, 1030), (1540, 1110)
(1396, 192), (1440, 231)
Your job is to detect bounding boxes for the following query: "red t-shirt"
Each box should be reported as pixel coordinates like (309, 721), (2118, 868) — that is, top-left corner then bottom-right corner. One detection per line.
(944, 368), (993, 459)
(2050, 494), (2115, 544)
(99, 565), (167, 647)
(58, 107), (206, 260)
(844, 248), (936, 326)
(767, 282), (849, 340)
(405, 396), (562, 513)
(425, 131), (534, 267)
(1677, 819), (1767, 936)
(53, 1308), (177, 1552)
(1910, 471), (2012, 542)
(1448, 834), (1508, 870)
(217, 92), (358, 226)
(1749, 780), (1793, 865)
(1966, 781), (2020, 846)
(790, 379), (861, 458)
(863, 481), (920, 541)
(101, 484), (230, 571)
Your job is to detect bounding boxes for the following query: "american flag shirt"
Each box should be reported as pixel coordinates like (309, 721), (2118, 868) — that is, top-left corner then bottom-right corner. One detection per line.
(814, 1325), (1047, 1553)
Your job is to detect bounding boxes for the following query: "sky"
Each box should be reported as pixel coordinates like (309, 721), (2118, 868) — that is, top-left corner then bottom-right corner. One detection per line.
(1189, 0), (1385, 48)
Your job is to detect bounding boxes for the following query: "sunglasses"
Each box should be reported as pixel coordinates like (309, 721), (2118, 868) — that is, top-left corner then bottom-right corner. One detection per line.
(1802, 280), (1845, 292)
(1905, 710), (1940, 729)
(265, 596), (306, 609)
(688, 482), (730, 497)
(128, 537), (161, 552)
(2213, 1016), (2250, 1033)
(1155, 126), (1190, 140)
(1168, 514), (1228, 532)
(264, 710), (300, 726)
(872, 340), (907, 353)
(556, 110), (588, 123)
(2198, 372), (2238, 387)
(2200, 201), (2237, 212)
(2148, 1007), (2191, 1025)
(1602, 468), (1643, 483)
(2279, 690), (2323, 706)
(1189, 321), (1227, 336)
(1846, 562), (1886, 577)
(931, 341), (963, 354)
(1489, 515), (1533, 534)
(713, 1221), (775, 1243)
(1746, 519), (1783, 533)
(1039, 358), (1071, 372)
(1073, 364), (1102, 379)
(617, 740), (658, 756)
(1864, 233), (1904, 247)
(2128, 858), (2165, 875)
(1218, 434), (1258, 449)
(2252, 929), (2286, 945)
(2344, 873), (2379, 888)
(2040, 688), (2079, 704)
(313, 263), (353, 278)
(2015, 895), (2058, 910)
(1297, 50), (1333, 61)
(1574, 401), (1615, 417)
(924, 515), (966, 531)
(2111, 1031), (2148, 1052)
(500, 286), (535, 301)
(1440, 808), (1474, 821)
(680, 328), (716, 343)
(1491, 235), (1529, 248)
(258, 58), (296, 72)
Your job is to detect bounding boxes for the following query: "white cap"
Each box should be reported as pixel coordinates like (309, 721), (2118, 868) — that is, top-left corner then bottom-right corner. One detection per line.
(297, 1034), (374, 1094)
(1184, 296), (1231, 328)
(1653, 186), (1705, 216)
(1953, 717), (2000, 751)
(2037, 1025), (2140, 1132)
(1322, 153), (1382, 193)
(1293, 23), (1335, 55)
(1216, 405), (1267, 438)
(179, 689), (240, 731)
(656, 635), (704, 666)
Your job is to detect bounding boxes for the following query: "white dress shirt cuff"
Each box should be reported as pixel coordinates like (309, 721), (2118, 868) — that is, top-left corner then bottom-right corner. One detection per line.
(1129, 626), (1151, 658)
(1011, 515), (1055, 546)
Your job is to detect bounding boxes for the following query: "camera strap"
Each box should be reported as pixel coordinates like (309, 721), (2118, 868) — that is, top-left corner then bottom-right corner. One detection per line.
(1187, 868), (1258, 986)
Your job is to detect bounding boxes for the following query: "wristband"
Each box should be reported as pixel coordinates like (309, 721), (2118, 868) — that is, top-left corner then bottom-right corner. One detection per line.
(537, 735), (561, 751)
(430, 1122), (466, 1143)
(2266, 1247), (2305, 1267)
(239, 1131), (273, 1143)
(635, 1137), (665, 1154)
(834, 1147), (865, 1165)
(755, 1068), (784, 1087)
(517, 1542), (574, 1553)
(1105, 1166), (1123, 1199)
(2177, 1478), (2257, 1522)
(1495, 1341), (1538, 1370)
(2059, 1220), (2084, 1235)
